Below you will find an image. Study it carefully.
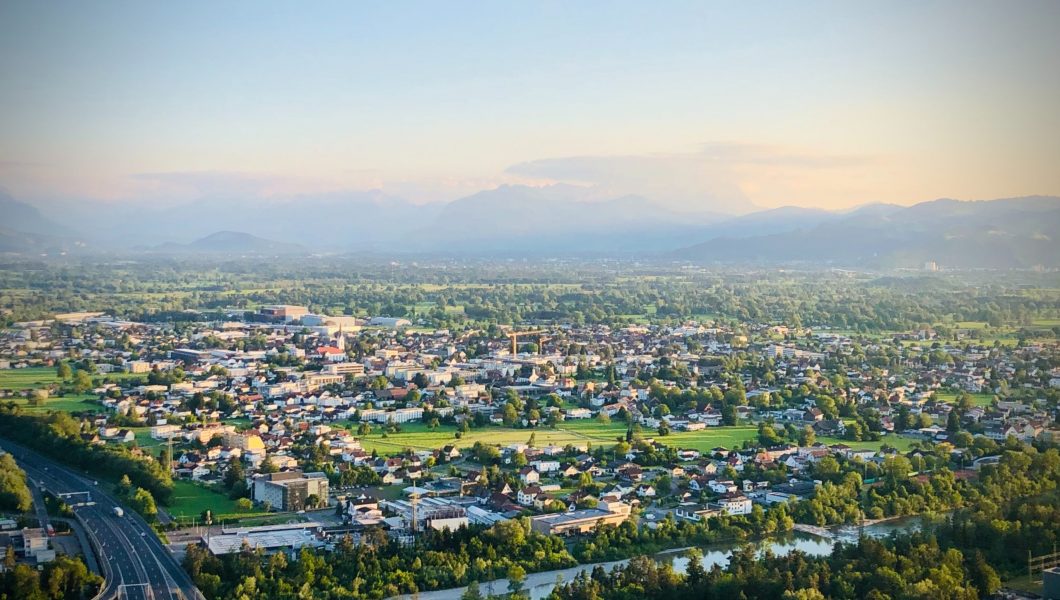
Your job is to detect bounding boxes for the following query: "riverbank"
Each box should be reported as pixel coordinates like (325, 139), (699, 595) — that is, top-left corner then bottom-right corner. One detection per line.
(389, 515), (934, 600)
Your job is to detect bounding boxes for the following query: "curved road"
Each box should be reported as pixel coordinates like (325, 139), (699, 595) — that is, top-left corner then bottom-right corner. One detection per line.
(1, 439), (204, 600)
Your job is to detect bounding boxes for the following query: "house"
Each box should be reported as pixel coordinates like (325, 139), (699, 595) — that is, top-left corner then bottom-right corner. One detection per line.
(715, 493), (752, 516)
(814, 419), (845, 437)
(675, 502), (720, 522)
(764, 481), (817, 504)
(518, 485), (542, 506)
(708, 479), (738, 495)
(518, 467), (540, 485)
(531, 460), (561, 474)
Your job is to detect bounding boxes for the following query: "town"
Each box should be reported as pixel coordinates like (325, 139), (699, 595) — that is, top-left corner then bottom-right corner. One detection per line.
(2, 280), (1058, 600)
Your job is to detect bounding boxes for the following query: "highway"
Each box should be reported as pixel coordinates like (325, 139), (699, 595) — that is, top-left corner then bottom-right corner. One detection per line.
(1, 439), (204, 600)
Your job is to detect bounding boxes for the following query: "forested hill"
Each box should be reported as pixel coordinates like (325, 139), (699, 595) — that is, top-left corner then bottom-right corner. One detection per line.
(673, 196), (1060, 268)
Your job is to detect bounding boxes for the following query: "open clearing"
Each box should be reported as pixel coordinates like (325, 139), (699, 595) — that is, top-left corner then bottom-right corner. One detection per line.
(933, 390), (995, 407)
(0, 367), (59, 390)
(347, 420), (900, 454)
(167, 480), (267, 521)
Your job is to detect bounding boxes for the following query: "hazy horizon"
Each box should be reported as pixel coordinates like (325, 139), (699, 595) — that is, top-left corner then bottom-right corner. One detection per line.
(2, 1), (1059, 214)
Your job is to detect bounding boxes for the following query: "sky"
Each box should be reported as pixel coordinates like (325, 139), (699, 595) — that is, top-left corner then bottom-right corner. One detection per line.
(1, 0), (1058, 213)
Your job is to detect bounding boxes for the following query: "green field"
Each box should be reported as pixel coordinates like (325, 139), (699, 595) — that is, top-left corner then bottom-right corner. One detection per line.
(933, 391), (995, 407)
(663, 426), (760, 452)
(409, 302), (465, 316)
(349, 420), (802, 455)
(16, 394), (104, 414)
(817, 435), (919, 452)
(348, 419), (919, 455)
(167, 480), (266, 521)
(132, 427), (165, 449)
(350, 420), (630, 453)
(0, 367), (59, 390)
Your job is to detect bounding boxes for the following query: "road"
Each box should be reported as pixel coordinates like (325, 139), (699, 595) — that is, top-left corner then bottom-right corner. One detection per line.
(26, 477), (102, 576)
(1, 439), (204, 600)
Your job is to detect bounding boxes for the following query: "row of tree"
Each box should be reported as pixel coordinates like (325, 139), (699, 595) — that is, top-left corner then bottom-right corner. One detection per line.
(0, 405), (174, 504)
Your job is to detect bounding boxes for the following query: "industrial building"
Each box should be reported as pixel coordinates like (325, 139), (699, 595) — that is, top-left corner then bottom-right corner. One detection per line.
(382, 496), (469, 532)
(204, 522), (326, 556)
(529, 501), (631, 536)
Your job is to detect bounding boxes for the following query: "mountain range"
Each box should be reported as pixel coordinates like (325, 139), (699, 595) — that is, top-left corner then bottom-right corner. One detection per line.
(2, 188), (1058, 267)
(673, 196), (1060, 268)
(150, 231), (306, 255)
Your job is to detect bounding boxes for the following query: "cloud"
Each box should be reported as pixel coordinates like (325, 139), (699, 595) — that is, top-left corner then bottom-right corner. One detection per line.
(506, 142), (875, 213)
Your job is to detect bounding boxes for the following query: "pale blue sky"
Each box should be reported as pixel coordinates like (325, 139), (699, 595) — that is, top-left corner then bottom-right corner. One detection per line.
(1, 1), (1058, 211)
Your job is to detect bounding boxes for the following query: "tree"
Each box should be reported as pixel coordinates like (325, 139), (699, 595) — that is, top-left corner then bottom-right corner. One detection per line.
(56, 361), (73, 380)
(758, 423), (782, 446)
(235, 497), (253, 512)
(968, 551), (1001, 596)
(502, 403), (519, 427)
(260, 456), (279, 474)
(0, 454), (32, 512)
(73, 370), (93, 393)
(946, 409), (960, 433)
(223, 459), (245, 491)
(882, 455), (912, 484)
(29, 388), (48, 407)
(130, 487), (157, 520)
(597, 411), (611, 425)
(117, 474), (133, 496)
(461, 581), (484, 600)
(507, 564), (526, 594)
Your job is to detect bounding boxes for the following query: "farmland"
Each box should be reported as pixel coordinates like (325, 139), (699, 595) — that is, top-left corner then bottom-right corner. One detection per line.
(0, 366), (59, 390)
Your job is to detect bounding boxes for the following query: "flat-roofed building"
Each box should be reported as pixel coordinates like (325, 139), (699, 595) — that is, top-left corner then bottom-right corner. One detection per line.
(259, 305), (309, 322)
(382, 497), (469, 532)
(529, 501), (631, 536)
(252, 471), (329, 511)
(204, 523), (325, 556)
(20, 528), (50, 560)
(323, 362), (366, 377)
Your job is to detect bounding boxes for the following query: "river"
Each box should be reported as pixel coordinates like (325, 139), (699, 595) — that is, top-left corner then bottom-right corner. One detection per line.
(390, 515), (935, 600)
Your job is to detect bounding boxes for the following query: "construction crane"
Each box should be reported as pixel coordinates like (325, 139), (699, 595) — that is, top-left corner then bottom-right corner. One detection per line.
(507, 330), (550, 355)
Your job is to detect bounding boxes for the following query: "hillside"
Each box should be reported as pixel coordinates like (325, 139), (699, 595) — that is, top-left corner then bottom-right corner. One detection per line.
(153, 231), (306, 255)
(0, 192), (87, 254)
